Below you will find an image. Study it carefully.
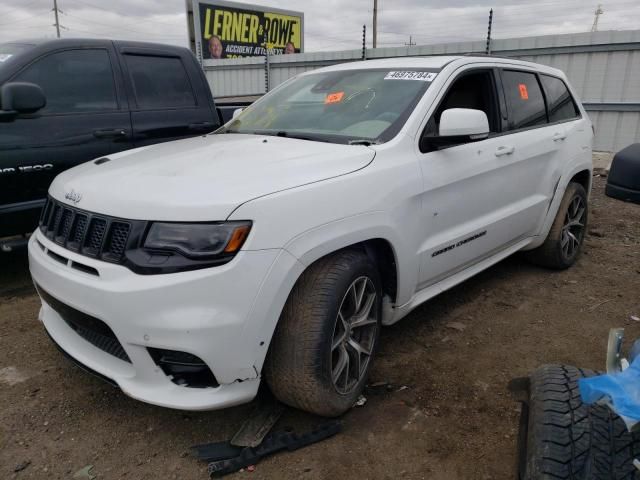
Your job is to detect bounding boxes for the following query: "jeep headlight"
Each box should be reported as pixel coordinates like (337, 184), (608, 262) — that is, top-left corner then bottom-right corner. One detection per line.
(144, 221), (251, 259)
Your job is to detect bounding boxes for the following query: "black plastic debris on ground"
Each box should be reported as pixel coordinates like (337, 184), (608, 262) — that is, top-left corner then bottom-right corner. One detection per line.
(191, 420), (342, 478)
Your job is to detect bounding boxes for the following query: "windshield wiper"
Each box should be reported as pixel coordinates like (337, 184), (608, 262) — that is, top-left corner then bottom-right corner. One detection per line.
(270, 131), (332, 143)
(348, 139), (379, 146)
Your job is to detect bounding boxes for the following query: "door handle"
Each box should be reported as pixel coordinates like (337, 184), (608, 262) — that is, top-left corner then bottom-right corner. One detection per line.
(552, 132), (567, 141)
(93, 128), (128, 139)
(495, 145), (515, 157)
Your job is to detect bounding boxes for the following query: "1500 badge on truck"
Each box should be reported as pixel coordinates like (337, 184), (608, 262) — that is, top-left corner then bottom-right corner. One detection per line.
(29, 55), (592, 416)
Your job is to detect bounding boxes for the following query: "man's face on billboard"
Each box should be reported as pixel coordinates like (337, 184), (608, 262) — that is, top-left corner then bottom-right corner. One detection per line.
(209, 36), (223, 58)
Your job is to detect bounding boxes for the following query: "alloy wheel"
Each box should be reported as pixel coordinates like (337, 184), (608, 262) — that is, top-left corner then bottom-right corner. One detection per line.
(561, 194), (586, 260)
(330, 276), (378, 394)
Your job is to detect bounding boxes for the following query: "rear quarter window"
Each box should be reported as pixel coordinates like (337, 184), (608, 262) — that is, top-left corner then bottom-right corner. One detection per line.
(502, 70), (547, 130)
(540, 74), (580, 123)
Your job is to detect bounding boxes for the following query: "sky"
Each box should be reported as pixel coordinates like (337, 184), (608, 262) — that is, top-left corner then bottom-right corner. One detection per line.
(1, 0), (640, 51)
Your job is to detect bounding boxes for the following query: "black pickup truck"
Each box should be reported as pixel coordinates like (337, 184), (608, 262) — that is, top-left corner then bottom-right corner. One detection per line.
(0, 38), (241, 250)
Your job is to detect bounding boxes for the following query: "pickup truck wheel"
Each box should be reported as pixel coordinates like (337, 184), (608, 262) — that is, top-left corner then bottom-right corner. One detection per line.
(518, 364), (640, 480)
(527, 182), (588, 269)
(264, 249), (382, 417)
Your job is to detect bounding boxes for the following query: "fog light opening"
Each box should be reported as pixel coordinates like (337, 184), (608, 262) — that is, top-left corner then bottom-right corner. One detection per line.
(147, 348), (219, 388)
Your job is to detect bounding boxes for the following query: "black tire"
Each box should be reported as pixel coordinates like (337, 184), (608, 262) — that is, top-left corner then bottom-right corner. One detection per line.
(527, 182), (588, 269)
(264, 248), (382, 417)
(519, 364), (640, 480)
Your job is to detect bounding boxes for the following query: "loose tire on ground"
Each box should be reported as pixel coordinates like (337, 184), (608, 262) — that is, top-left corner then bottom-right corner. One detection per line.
(527, 182), (588, 269)
(518, 364), (640, 480)
(264, 248), (382, 417)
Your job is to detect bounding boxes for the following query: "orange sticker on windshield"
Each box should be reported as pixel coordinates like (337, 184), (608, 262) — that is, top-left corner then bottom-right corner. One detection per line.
(325, 91), (345, 104)
(519, 83), (529, 100)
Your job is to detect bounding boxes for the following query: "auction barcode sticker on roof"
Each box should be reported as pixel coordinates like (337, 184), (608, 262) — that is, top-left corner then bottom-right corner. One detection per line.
(384, 71), (437, 81)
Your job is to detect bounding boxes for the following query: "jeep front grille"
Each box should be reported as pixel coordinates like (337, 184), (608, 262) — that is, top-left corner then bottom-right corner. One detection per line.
(39, 196), (142, 264)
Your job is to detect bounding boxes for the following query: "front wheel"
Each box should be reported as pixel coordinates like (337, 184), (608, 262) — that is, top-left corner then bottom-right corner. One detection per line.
(264, 249), (382, 417)
(527, 182), (588, 269)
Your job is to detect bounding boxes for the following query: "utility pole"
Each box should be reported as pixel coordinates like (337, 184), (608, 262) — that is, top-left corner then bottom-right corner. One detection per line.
(372, 0), (378, 48)
(485, 8), (493, 55)
(404, 35), (416, 47)
(591, 4), (603, 32)
(53, 0), (61, 38)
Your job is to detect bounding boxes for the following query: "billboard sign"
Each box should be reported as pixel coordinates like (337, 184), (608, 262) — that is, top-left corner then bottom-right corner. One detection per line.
(189, 0), (304, 61)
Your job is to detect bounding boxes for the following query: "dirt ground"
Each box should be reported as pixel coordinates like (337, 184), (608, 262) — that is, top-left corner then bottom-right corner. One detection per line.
(1, 176), (639, 480)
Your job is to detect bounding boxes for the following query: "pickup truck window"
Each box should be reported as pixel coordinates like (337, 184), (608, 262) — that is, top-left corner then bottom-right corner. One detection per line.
(219, 69), (438, 144)
(502, 70), (548, 130)
(14, 49), (117, 114)
(124, 54), (196, 109)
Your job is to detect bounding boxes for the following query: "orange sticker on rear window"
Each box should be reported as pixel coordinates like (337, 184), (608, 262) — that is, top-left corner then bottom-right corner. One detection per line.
(325, 91), (345, 104)
(519, 84), (529, 100)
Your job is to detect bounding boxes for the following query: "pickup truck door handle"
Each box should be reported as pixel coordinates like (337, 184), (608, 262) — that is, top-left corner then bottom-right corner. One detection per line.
(188, 122), (215, 131)
(495, 145), (515, 157)
(552, 132), (567, 141)
(93, 128), (128, 139)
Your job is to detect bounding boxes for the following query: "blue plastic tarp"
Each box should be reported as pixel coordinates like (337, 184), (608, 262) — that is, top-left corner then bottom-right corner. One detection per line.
(579, 356), (640, 429)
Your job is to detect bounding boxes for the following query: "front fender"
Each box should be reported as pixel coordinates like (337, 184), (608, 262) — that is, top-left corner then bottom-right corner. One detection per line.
(282, 211), (415, 306)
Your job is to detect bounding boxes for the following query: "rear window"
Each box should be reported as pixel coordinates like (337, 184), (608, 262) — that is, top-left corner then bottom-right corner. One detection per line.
(124, 55), (196, 109)
(540, 74), (580, 123)
(502, 70), (547, 130)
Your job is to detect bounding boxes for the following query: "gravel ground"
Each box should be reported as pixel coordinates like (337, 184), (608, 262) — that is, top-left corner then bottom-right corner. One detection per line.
(1, 176), (639, 480)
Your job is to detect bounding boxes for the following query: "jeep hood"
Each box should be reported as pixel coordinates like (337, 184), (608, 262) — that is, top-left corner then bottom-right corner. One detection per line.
(49, 134), (375, 221)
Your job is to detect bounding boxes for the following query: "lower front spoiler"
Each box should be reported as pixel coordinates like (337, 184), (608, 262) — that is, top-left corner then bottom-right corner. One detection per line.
(46, 329), (118, 387)
(41, 309), (262, 411)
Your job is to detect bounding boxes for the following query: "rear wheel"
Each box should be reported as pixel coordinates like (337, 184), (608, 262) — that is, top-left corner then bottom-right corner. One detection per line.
(518, 364), (640, 480)
(265, 249), (382, 417)
(527, 182), (588, 269)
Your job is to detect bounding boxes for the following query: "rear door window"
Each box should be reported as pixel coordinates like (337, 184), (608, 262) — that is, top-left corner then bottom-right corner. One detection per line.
(539, 74), (580, 123)
(14, 49), (118, 113)
(502, 70), (547, 130)
(124, 55), (196, 109)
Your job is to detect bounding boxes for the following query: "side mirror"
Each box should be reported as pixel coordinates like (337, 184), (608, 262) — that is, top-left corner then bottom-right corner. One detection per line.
(232, 108), (244, 120)
(0, 82), (46, 114)
(422, 108), (489, 150)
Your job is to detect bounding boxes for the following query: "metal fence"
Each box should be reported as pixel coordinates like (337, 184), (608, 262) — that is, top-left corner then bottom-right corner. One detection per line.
(204, 29), (640, 152)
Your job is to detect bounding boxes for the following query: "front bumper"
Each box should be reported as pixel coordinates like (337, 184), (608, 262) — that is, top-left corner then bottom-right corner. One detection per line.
(28, 230), (302, 410)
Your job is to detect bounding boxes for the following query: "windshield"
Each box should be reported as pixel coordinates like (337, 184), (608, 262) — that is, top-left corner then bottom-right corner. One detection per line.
(0, 43), (32, 68)
(217, 68), (439, 144)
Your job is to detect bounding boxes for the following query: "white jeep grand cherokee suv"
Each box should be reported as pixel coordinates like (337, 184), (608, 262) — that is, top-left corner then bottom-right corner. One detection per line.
(29, 56), (592, 416)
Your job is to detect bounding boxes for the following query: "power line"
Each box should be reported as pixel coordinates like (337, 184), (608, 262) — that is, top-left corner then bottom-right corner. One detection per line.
(1, 24), (53, 31)
(65, 0), (184, 27)
(0, 0), (47, 17)
(63, 12), (185, 38)
(0, 10), (51, 27)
